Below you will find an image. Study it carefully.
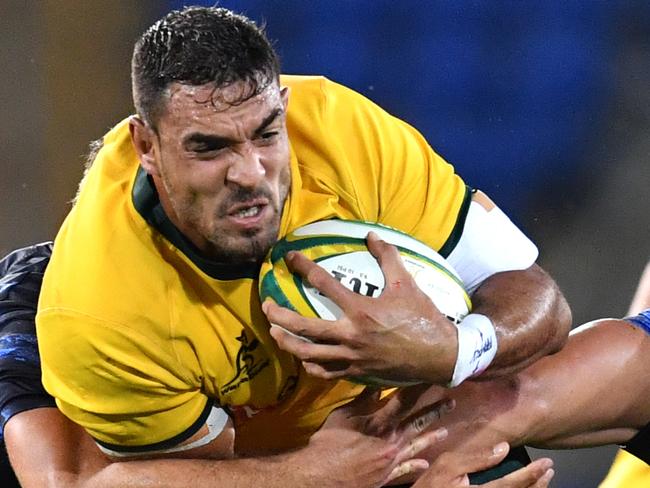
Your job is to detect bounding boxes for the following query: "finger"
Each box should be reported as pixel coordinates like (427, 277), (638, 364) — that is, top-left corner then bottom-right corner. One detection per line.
(365, 387), (410, 432)
(270, 325), (355, 363)
(263, 300), (340, 341)
(399, 399), (456, 439)
(366, 232), (415, 291)
(285, 251), (359, 308)
(386, 459), (430, 484)
(480, 458), (554, 488)
(532, 468), (554, 488)
(395, 427), (448, 464)
(329, 386), (381, 420)
(302, 360), (351, 380)
(368, 385), (438, 433)
(440, 442), (511, 477)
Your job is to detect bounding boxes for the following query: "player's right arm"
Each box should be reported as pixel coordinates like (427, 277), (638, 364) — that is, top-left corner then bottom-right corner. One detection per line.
(5, 389), (447, 488)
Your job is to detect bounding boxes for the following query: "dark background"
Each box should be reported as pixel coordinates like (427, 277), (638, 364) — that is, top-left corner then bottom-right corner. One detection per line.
(3, 2), (650, 486)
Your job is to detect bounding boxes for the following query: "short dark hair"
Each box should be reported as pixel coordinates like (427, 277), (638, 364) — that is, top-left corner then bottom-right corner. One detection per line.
(131, 6), (280, 128)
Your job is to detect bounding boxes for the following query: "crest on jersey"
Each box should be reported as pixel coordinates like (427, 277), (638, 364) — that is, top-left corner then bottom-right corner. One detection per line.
(220, 329), (270, 396)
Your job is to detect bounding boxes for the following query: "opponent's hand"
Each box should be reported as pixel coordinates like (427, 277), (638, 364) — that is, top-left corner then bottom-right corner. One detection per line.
(410, 443), (554, 488)
(263, 232), (458, 385)
(306, 387), (453, 488)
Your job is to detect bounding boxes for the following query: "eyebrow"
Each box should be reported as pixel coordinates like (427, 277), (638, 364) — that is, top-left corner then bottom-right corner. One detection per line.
(183, 107), (284, 149)
(253, 108), (283, 137)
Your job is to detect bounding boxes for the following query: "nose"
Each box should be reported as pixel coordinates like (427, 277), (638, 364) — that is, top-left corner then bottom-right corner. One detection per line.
(226, 143), (266, 188)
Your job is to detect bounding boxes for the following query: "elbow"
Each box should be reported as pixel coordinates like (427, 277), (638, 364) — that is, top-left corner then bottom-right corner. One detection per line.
(546, 287), (572, 355)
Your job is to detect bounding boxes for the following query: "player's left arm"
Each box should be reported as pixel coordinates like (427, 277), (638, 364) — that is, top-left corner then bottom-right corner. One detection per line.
(265, 80), (570, 386)
(265, 189), (570, 386)
(446, 190), (572, 381)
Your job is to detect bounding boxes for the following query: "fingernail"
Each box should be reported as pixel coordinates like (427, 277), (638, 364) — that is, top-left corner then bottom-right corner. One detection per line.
(539, 458), (554, 470)
(492, 442), (508, 456)
(441, 398), (456, 413)
(286, 251), (296, 262)
(541, 468), (555, 482)
(433, 427), (448, 441)
(367, 231), (379, 241)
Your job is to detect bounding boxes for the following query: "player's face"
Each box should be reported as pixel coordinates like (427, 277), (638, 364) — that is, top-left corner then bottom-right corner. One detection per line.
(143, 81), (291, 265)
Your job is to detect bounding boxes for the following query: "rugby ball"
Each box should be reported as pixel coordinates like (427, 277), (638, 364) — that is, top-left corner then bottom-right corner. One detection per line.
(259, 219), (471, 387)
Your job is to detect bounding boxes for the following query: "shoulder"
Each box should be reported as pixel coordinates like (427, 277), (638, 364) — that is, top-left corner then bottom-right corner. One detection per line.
(282, 74), (386, 126)
(0, 242), (52, 279)
(0, 243), (57, 436)
(0, 242), (53, 334)
(281, 74), (354, 100)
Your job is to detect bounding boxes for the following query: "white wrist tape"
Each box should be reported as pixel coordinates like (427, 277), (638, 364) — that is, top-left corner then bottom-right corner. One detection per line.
(449, 313), (498, 387)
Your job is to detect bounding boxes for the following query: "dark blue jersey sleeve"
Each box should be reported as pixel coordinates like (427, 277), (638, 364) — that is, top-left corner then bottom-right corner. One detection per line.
(0, 242), (56, 438)
(619, 309), (650, 463)
(624, 309), (650, 337)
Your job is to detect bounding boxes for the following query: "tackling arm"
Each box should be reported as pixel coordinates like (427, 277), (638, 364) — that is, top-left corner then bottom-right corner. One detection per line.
(421, 318), (650, 461)
(516, 318), (650, 448)
(4, 390), (449, 488)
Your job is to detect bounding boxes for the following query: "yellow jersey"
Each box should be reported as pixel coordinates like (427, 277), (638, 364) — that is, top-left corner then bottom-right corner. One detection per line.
(36, 75), (468, 453)
(600, 450), (649, 487)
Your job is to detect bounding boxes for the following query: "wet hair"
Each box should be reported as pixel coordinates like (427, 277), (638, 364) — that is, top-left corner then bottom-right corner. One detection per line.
(131, 6), (280, 129)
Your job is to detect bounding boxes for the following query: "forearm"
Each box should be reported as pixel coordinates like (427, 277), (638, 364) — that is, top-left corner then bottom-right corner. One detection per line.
(441, 319), (650, 454)
(7, 409), (326, 488)
(514, 319), (650, 448)
(8, 393), (438, 488)
(18, 441), (334, 488)
(80, 453), (323, 488)
(471, 264), (571, 377)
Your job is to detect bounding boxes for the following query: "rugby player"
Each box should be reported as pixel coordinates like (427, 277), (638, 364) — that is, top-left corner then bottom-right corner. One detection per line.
(0, 244), (554, 487)
(30, 5), (570, 485)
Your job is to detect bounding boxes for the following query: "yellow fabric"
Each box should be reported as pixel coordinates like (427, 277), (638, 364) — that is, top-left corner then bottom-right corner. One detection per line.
(600, 450), (650, 488)
(36, 75), (466, 452)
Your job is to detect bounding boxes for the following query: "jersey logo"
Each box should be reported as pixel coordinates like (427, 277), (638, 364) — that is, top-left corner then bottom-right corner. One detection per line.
(220, 329), (270, 396)
(277, 375), (298, 401)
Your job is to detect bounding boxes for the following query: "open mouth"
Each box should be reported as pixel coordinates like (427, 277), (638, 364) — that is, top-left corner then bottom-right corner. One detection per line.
(234, 205), (262, 218)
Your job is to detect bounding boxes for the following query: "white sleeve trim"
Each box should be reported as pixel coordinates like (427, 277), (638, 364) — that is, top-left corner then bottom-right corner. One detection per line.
(96, 406), (230, 458)
(447, 200), (538, 294)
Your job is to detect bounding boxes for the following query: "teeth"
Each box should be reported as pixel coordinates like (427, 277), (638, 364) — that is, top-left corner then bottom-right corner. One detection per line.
(236, 206), (260, 218)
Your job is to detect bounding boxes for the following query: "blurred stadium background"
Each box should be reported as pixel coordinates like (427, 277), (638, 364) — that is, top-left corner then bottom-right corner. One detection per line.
(2, 1), (650, 486)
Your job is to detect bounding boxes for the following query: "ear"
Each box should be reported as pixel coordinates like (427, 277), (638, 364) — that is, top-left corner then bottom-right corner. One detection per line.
(280, 86), (290, 111)
(129, 116), (160, 176)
